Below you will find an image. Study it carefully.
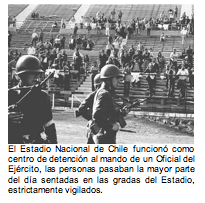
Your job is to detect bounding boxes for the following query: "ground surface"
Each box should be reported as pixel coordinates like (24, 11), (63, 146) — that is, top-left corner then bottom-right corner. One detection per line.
(53, 110), (194, 144)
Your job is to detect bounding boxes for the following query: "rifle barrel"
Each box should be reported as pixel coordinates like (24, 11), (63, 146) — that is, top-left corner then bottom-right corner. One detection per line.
(120, 129), (136, 133)
(9, 71), (55, 109)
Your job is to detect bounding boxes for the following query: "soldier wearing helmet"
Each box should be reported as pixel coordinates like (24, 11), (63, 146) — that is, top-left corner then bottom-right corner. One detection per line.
(8, 55), (57, 144)
(91, 64), (123, 144)
(76, 73), (103, 144)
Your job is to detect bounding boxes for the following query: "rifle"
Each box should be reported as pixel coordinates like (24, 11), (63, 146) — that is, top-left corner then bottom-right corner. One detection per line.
(120, 129), (136, 133)
(8, 71), (55, 112)
(115, 98), (147, 128)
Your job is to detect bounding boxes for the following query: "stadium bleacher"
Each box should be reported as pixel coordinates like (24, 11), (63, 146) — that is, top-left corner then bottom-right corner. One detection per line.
(8, 4), (194, 113)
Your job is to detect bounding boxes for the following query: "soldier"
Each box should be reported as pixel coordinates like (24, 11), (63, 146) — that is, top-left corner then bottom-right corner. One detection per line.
(8, 55), (57, 144)
(76, 74), (103, 144)
(90, 64), (124, 144)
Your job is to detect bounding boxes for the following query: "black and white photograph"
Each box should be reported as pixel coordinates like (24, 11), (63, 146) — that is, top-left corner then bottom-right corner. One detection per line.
(8, 3), (194, 144)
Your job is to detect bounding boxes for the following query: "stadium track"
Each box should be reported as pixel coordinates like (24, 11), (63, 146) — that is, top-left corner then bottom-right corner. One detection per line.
(53, 110), (194, 144)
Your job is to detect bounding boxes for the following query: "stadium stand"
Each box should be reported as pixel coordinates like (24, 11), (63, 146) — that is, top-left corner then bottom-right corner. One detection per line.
(8, 4), (194, 113)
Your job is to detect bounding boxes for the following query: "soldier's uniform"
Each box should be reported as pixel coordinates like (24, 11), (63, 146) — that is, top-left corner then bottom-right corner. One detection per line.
(91, 65), (123, 144)
(77, 74), (102, 144)
(8, 55), (57, 144)
(92, 83), (118, 144)
(8, 86), (55, 144)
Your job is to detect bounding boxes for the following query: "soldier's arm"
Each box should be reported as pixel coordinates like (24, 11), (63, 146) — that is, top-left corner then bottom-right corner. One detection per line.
(78, 91), (95, 120)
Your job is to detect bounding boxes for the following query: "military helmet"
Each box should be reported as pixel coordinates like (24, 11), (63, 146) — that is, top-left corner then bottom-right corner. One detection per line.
(94, 73), (103, 85)
(16, 55), (43, 75)
(100, 64), (123, 79)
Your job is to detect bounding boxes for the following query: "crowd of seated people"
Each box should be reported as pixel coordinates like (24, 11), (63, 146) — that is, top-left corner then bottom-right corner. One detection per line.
(68, 9), (194, 40)
(9, 31), (93, 90)
(88, 31), (194, 98)
(8, 6), (194, 99)
(68, 35), (95, 51)
(31, 11), (40, 19)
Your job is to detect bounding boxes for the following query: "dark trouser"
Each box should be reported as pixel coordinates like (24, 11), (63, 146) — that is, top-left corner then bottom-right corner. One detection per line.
(61, 43), (65, 49)
(147, 28), (151, 36)
(189, 75), (194, 88)
(64, 74), (70, 90)
(76, 68), (81, 80)
(153, 77), (156, 88)
(146, 77), (155, 96)
(138, 62), (143, 72)
(83, 43), (87, 50)
(99, 63), (105, 71)
(69, 43), (75, 50)
(178, 79), (187, 98)
(172, 61), (177, 71)
(168, 78), (175, 97)
(124, 81), (130, 97)
(31, 38), (38, 46)
(188, 56), (193, 68)
(54, 75), (64, 87)
(165, 74), (169, 88)
(106, 49), (111, 57)
(39, 37), (43, 42)
(159, 63), (164, 72)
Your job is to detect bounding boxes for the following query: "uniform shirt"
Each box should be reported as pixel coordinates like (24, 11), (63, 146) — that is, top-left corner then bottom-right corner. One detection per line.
(8, 85), (53, 143)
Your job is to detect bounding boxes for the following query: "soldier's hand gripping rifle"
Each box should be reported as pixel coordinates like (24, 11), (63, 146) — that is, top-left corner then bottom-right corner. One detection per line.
(8, 71), (55, 112)
(115, 98), (147, 130)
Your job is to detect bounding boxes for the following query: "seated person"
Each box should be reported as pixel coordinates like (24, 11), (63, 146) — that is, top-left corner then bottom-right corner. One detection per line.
(87, 38), (95, 50)
(35, 12), (39, 18)
(31, 12), (35, 18)
(52, 21), (57, 28)
(160, 32), (166, 42)
(168, 9), (174, 15)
